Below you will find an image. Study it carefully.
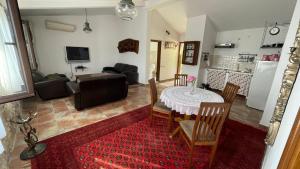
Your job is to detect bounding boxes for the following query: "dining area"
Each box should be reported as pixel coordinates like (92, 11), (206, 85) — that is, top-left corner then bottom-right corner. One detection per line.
(148, 74), (240, 168)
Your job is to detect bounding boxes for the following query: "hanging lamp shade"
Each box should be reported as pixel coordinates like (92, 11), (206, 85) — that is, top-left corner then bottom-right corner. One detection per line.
(83, 22), (92, 33)
(83, 8), (92, 33)
(115, 0), (137, 21)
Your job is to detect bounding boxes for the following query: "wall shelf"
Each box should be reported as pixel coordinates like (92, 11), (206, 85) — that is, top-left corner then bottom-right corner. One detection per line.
(260, 46), (283, 49)
(215, 43), (235, 48)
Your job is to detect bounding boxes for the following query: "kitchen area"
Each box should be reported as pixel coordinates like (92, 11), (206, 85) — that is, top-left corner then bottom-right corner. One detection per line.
(203, 23), (288, 111)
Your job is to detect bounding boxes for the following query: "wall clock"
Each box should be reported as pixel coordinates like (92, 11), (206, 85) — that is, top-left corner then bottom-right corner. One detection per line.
(269, 22), (280, 35)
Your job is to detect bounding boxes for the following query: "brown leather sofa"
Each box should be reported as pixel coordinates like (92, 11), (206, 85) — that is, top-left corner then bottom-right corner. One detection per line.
(102, 63), (139, 85)
(67, 74), (128, 110)
(32, 71), (70, 100)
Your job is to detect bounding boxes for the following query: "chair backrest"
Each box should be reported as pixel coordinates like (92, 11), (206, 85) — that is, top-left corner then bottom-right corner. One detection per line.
(192, 102), (230, 142)
(148, 78), (158, 106)
(174, 74), (188, 86)
(222, 82), (240, 104)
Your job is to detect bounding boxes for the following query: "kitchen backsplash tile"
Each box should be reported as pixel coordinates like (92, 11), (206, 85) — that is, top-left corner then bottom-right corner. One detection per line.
(211, 55), (262, 72)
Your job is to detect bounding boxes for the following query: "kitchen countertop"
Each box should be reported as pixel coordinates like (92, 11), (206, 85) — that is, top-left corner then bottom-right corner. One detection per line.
(207, 67), (253, 75)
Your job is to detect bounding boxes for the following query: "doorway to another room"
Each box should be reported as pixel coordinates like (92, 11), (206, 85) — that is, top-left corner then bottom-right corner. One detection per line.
(149, 40), (161, 81)
(177, 42), (184, 74)
(149, 40), (181, 83)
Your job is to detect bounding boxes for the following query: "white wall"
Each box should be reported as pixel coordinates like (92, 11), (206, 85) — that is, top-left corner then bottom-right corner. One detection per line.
(211, 26), (288, 73)
(214, 26), (288, 57)
(181, 15), (206, 79)
(198, 17), (217, 85)
(117, 7), (149, 84)
(148, 10), (179, 81)
(261, 0), (300, 168)
(24, 7), (150, 84)
(181, 15), (217, 86)
(23, 15), (119, 78)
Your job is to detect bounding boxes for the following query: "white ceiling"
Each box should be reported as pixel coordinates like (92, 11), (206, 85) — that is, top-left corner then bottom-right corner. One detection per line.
(21, 8), (115, 16)
(155, 0), (297, 34)
(17, 0), (145, 9)
(155, 0), (187, 34)
(18, 0), (297, 34)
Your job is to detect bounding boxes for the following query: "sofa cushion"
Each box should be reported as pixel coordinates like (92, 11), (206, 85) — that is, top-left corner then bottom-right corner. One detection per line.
(45, 73), (66, 80)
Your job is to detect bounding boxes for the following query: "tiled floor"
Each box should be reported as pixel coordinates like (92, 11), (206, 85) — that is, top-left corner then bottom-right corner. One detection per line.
(10, 82), (264, 169)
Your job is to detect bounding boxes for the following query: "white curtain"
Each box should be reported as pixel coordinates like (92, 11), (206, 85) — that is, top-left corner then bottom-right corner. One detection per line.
(0, 5), (24, 96)
(0, 117), (5, 154)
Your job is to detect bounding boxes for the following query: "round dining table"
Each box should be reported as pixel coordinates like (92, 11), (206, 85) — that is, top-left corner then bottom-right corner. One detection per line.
(160, 86), (224, 114)
(160, 86), (224, 137)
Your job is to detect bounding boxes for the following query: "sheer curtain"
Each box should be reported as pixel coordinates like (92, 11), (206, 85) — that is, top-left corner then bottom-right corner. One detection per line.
(0, 117), (5, 154)
(0, 5), (24, 96)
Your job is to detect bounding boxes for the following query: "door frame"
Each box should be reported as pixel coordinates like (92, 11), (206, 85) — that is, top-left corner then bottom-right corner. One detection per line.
(177, 42), (184, 74)
(150, 40), (162, 81)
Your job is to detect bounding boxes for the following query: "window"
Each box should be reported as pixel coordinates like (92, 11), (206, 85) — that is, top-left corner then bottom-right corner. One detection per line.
(0, 0), (34, 104)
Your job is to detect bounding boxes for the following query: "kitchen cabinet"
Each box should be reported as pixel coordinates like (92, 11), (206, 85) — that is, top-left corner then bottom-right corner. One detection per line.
(207, 69), (226, 90)
(207, 69), (252, 96)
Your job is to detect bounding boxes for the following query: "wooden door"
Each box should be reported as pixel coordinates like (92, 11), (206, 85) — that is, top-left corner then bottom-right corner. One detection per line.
(278, 108), (300, 169)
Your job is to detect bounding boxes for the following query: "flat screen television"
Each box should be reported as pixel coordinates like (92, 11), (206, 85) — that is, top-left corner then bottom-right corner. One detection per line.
(66, 46), (90, 62)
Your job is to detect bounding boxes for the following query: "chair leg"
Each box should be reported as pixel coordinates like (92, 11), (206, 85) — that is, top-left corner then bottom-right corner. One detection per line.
(150, 109), (153, 126)
(209, 144), (218, 168)
(188, 145), (194, 169)
(167, 111), (174, 131)
(179, 130), (185, 147)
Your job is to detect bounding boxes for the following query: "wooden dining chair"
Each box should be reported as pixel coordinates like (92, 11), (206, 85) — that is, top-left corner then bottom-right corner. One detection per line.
(221, 82), (240, 103)
(148, 78), (174, 131)
(179, 102), (230, 169)
(174, 74), (188, 86)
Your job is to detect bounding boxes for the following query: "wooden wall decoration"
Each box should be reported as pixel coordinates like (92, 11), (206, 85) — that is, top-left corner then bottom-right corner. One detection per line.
(165, 41), (178, 49)
(264, 22), (300, 145)
(117, 39), (139, 54)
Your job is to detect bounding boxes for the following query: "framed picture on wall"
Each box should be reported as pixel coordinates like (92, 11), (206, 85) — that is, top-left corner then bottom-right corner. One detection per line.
(182, 41), (200, 65)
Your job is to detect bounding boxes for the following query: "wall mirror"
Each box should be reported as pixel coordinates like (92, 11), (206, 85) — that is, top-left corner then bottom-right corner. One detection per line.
(265, 22), (300, 145)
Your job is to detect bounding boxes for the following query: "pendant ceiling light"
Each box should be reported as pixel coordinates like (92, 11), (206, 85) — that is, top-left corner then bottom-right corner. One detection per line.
(115, 0), (138, 21)
(83, 8), (92, 33)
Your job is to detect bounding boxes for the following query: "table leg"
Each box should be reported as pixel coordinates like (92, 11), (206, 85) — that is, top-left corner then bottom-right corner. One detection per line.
(169, 114), (191, 139)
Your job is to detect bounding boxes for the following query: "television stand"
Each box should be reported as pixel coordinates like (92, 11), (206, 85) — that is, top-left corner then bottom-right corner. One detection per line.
(75, 65), (87, 72)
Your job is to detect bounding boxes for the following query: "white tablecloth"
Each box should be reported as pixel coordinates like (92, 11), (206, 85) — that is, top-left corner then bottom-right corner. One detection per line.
(160, 86), (224, 115)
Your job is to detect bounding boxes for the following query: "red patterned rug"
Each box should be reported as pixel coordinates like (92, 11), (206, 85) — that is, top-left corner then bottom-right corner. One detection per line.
(31, 106), (266, 169)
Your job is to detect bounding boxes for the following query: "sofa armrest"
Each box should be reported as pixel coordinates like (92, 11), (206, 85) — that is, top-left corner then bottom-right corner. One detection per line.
(34, 78), (70, 100)
(122, 71), (138, 84)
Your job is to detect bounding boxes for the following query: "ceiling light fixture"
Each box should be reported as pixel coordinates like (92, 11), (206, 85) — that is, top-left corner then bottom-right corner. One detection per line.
(83, 8), (92, 33)
(115, 0), (138, 21)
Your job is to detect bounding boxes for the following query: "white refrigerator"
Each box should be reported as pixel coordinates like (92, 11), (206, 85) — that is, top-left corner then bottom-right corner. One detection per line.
(246, 61), (278, 110)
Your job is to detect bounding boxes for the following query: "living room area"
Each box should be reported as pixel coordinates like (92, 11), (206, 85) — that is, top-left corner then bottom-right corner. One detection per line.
(1, 0), (300, 169)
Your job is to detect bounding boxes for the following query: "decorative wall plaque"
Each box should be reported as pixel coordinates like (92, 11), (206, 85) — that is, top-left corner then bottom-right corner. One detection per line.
(117, 39), (139, 54)
(265, 22), (300, 145)
(164, 41), (178, 49)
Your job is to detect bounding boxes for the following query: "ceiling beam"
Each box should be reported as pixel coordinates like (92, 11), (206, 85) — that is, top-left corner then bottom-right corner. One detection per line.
(17, 0), (145, 9)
